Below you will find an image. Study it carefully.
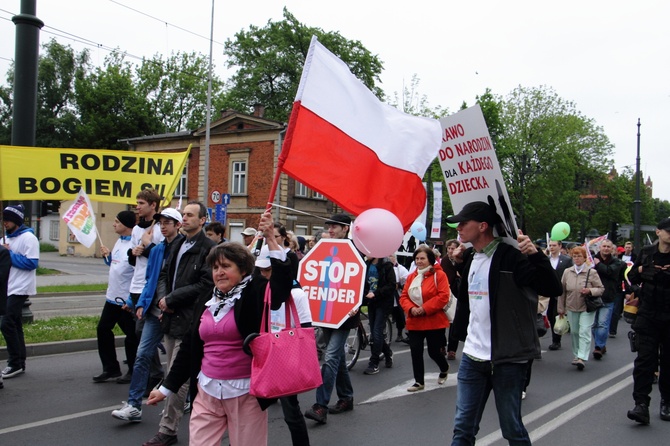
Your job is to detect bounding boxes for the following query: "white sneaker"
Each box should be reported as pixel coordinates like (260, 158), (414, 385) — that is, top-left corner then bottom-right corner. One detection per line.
(111, 402), (142, 422)
(521, 391), (527, 400)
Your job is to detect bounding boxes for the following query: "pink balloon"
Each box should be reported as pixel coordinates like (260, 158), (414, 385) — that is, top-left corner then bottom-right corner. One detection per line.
(351, 208), (404, 257)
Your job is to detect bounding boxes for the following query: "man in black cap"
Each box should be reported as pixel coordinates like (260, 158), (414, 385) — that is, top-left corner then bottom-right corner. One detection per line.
(1, 204), (39, 379)
(305, 213), (359, 425)
(626, 217), (670, 425)
(446, 202), (561, 445)
(93, 210), (139, 383)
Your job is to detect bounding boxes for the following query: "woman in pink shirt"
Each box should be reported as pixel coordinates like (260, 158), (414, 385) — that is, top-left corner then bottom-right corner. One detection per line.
(147, 211), (293, 446)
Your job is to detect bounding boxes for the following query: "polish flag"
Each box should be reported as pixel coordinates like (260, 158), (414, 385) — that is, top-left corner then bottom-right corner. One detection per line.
(276, 36), (442, 231)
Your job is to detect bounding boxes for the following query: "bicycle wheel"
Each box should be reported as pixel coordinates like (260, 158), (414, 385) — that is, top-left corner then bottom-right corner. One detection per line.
(383, 316), (393, 347)
(345, 325), (363, 370)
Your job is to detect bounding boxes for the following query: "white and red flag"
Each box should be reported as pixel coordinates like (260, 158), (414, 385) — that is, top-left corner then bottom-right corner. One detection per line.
(273, 36), (441, 231)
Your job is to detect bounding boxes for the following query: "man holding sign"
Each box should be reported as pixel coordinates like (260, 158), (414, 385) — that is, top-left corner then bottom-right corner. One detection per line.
(447, 202), (561, 446)
(304, 214), (361, 425)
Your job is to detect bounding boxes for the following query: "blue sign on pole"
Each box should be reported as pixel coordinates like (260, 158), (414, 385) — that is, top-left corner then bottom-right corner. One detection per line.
(222, 194), (231, 206)
(206, 207), (213, 222)
(215, 204), (227, 225)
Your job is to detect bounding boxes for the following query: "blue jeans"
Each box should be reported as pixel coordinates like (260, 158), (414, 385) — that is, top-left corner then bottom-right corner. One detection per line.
(315, 328), (353, 407)
(592, 301), (614, 349)
(452, 355), (530, 446)
(368, 305), (392, 366)
(128, 313), (163, 407)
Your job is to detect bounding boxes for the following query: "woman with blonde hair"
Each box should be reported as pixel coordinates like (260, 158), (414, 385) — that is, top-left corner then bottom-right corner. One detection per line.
(558, 245), (604, 370)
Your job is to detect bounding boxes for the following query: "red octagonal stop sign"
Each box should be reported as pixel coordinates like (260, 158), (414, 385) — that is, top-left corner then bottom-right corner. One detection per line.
(298, 238), (366, 329)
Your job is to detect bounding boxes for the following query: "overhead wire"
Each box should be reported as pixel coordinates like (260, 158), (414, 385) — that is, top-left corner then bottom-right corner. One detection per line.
(0, 2), (228, 78)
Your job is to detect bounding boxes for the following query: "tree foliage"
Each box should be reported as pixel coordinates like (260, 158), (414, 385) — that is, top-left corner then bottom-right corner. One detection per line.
(136, 52), (224, 132)
(493, 85), (614, 236)
(221, 8), (385, 122)
(74, 52), (162, 150)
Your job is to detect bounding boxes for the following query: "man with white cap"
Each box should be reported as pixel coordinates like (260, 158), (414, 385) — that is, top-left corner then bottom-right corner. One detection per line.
(112, 208), (184, 423)
(1, 204), (39, 379)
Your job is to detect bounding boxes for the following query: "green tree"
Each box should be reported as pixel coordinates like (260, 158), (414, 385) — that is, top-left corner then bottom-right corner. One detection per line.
(390, 74), (448, 119)
(136, 51), (223, 132)
(495, 85), (615, 237)
(0, 82), (11, 145)
(74, 52), (162, 150)
(35, 40), (90, 148)
(221, 8), (384, 121)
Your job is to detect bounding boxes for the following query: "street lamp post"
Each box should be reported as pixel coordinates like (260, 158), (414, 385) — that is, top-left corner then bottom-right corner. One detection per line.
(633, 119), (641, 253)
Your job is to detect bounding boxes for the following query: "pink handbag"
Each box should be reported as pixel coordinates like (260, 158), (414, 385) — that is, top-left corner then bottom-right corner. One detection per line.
(249, 284), (322, 399)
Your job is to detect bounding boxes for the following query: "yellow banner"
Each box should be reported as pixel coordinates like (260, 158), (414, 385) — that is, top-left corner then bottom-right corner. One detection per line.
(0, 145), (190, 206)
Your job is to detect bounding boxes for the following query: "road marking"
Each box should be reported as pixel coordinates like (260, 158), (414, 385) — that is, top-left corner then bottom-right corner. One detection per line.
(475, 362), (634, 445)
(360, 372), (457, 404)
(0, 405), (120, 435)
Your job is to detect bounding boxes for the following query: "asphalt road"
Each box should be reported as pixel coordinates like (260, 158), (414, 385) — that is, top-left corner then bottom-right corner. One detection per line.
(1, 331), (668, 446)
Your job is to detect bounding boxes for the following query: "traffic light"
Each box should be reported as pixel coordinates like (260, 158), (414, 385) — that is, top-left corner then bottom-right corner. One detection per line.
(40, 200), (59, 217)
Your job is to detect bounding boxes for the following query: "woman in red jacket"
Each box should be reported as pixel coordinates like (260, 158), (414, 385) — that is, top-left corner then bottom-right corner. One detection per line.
(400, 245), (451, 392)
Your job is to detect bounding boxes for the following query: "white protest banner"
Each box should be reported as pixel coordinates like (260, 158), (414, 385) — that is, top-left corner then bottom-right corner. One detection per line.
(431, 181), (442, 238)
(438, 104), (519, 245)
(62, 190), (98, 247)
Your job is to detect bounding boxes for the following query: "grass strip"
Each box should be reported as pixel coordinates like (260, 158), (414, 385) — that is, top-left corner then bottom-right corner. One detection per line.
(37, 283), (108, 294)
(0, 316), (122, 346)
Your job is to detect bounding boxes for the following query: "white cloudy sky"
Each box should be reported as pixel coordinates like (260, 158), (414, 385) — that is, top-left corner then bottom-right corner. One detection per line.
(1, 0), (668, 201)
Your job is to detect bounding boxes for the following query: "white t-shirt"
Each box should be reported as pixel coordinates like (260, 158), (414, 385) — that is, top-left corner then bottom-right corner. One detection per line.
(3, 230), (39, 296)
(106, 237), (134, 303)
(462, 251), (494, 361)
(270, 287), (313, 332)
(129, 223), (164, 294)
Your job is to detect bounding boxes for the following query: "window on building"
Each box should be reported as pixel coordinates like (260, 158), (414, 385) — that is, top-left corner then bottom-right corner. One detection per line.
(174, 165), (187, 197)
(49, 220), (60, 241)
(295, 225), (308, 236)
(296, 181), (308, 197)
(313, 191), (324, 199)
(231, 161), (247, 195)
(228, 222), (244, 243)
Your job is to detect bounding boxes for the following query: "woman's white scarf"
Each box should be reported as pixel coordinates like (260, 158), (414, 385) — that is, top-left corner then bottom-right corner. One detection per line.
(574, 264), (585, 275)
(408, 266), (432, 306)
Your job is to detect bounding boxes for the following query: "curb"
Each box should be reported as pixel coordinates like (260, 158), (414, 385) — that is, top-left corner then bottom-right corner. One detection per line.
(0, 336), (125, 361)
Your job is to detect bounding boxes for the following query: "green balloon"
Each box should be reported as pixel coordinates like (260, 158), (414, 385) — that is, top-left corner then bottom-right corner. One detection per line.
(447, 216), (458, 229)
(551, 222), (570, 241)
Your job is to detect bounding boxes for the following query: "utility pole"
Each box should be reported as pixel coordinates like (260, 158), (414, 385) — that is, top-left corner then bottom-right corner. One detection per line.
(633, 119), (641, 253)
(10, 0), (43, 323)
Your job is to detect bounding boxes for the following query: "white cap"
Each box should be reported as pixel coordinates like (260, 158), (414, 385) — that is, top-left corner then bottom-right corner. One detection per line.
(254, 245), (271, 269)
(242, 227), (257, 236)
(154, 208), (183, 224)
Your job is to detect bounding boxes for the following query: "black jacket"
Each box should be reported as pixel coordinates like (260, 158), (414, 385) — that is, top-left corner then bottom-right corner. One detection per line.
(629, 242), (670, 322)
(552, 254), (573, 292)
(162, 255), (293, 410)
(363, 258), (396, 313)
(451, 243), (562, 364)
(157, 230), (217, 338)
(594, 254), (625, 303)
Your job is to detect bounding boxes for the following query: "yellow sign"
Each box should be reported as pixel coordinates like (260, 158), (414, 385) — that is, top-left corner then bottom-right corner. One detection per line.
(0, 145), (190, 206)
